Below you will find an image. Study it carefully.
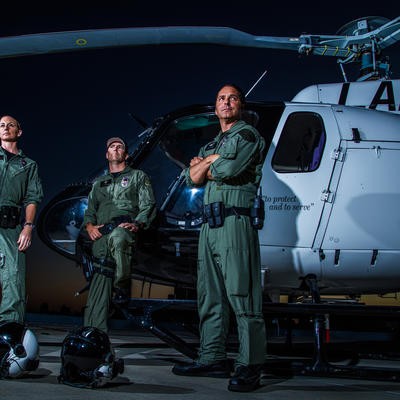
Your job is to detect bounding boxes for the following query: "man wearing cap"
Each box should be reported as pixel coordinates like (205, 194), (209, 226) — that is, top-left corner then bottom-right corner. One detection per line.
(83, 137), (156, 332)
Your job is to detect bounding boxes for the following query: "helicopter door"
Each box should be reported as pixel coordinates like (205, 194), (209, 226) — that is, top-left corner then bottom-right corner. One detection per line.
(261, 106), (340, 247)
(318, 140), (400, 290)
(259, 106), (340, 286)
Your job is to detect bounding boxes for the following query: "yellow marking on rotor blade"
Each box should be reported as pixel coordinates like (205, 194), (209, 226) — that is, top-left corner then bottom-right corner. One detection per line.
(75, 38), (88, 46)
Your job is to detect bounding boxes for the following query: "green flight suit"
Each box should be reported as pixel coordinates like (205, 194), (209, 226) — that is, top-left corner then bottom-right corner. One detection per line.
(0, 147), (43, 323)
(83, 166), (156, 332)
(186, 120), (267, 367)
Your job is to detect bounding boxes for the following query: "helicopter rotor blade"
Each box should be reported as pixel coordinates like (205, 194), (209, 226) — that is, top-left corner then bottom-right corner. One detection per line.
(0, 26), (301, 59)
(0, 16), (397, 61)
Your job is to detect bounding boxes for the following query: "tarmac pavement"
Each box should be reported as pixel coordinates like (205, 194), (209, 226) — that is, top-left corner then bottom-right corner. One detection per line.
(1, 318), (400, 400)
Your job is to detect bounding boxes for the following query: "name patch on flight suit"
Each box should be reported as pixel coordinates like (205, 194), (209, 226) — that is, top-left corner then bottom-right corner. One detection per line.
(100, 179), (112, 187)
(121, 176), (129, 187)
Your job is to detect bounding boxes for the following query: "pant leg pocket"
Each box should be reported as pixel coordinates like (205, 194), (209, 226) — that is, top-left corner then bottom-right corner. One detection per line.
(224, 247), (250, 296)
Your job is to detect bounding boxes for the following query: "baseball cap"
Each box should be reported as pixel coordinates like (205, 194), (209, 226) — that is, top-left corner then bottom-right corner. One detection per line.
(106, 137), (127, 149)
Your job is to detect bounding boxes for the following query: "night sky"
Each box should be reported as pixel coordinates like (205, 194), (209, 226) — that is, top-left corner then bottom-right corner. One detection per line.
(1, 3), (398, 313)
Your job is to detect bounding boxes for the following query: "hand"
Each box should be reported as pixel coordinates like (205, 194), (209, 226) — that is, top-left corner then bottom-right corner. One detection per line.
(17, 225), (33, 251)
(190, 156), (203, 167)
(86, 223), (103, 241)
(119, 222), (139, 232)
(205, 154), (220, 163)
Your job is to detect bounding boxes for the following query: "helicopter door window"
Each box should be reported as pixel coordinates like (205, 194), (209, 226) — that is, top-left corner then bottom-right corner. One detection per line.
(272, 112), (326, 173)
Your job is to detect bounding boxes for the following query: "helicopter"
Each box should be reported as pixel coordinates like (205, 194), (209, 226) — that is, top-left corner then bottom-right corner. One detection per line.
(2, 14), (400, 380)
(23, 15), (400, 304)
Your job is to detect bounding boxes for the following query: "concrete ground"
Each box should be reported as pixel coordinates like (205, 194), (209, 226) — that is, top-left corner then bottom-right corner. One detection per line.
(1, 318), (400, 400)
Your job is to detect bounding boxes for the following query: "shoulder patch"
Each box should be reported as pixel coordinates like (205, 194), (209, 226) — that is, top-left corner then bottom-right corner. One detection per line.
(239, 129), (256, 142)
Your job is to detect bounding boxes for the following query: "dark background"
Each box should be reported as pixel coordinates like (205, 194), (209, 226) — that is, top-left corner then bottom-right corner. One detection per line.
(0, 2), (398, 314)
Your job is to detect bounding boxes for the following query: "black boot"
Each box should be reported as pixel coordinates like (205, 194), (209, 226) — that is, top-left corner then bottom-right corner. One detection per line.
(172, 360), (231, 378)
(228, 365), (262, 392)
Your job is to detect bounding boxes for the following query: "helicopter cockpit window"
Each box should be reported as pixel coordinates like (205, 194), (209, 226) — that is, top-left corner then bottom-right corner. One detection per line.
(155, 113), (220, 229)
(139, 112), (220, 207)
(159, 114), (220, 168)
(156, 110), (260, 229)
(272, 112), (326, 173)
(159, 110), (260, 170)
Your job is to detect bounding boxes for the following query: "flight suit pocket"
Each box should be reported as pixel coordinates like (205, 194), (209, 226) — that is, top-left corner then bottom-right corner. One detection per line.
(219, 136), (238, 159)
(224, 247), (250, 296)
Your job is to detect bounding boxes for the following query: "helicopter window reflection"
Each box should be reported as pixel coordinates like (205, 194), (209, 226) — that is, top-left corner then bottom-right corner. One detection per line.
(160, 114), (220, 168)
(162, 175), (205, 229)
(272, 112), (326, 173)
(44, 197), (88, 255)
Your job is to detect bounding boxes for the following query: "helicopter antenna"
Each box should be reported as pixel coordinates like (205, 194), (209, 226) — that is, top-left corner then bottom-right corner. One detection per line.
(245, 69), (268, 98)
(128, 112), (149, 129)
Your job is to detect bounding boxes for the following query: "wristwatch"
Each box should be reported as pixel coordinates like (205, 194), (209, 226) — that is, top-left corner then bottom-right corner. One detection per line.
(24, 222), (35, 228)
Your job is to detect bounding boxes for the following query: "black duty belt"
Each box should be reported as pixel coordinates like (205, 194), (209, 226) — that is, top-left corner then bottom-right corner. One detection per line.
(98, 215), (133, 235)
(202, 202), (251, 228)
(224, 206), (251, 217)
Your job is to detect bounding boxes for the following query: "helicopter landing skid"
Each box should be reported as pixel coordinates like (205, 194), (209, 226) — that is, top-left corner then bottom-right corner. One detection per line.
(264, 305), (400, 382)
(269, 314), (400, 381)
(119, 298), (199, 360)
(119, 298), (400, 382)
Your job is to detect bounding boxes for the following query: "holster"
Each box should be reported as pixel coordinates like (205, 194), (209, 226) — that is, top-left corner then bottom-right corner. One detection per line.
(203, 202), (225, 228)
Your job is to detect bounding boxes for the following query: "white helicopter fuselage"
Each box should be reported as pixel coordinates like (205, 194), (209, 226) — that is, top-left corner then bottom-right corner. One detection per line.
(261, 79), (400, 298)
(293, 79), (400, 114)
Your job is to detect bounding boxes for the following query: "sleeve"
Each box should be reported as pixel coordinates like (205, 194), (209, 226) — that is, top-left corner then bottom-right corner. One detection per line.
(185, 147), (207, 188)
(23, 162), (44, 206)
(184, 166), (203, 188)
(83, 184), (98, 226)
(210, 131), (264, 181)
(134, 172), (156, 229)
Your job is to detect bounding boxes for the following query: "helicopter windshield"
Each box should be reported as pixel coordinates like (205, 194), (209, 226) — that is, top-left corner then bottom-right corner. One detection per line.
(137, 110), (262, 229)
(138, 112), (220, 207)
